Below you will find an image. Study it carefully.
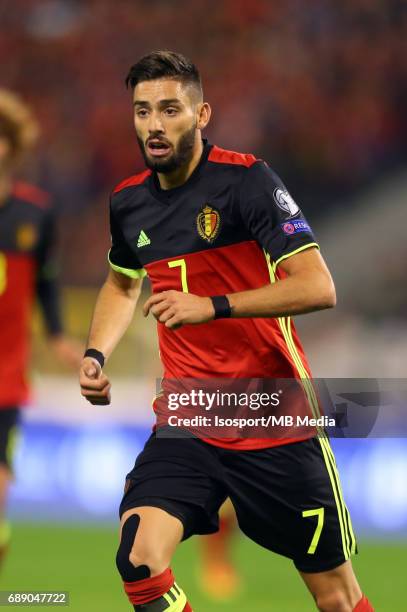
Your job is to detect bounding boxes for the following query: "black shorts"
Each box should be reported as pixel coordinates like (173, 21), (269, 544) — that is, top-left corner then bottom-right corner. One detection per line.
(120, 433), (357, 573)
(0, 408), (20, 471)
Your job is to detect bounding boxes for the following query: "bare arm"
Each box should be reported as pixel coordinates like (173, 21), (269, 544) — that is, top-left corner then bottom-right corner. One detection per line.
(80, 268), (143, 404)
(143, 248), (336, 329)
(227, 248), (336, 317)
(86, 267), (142, 357)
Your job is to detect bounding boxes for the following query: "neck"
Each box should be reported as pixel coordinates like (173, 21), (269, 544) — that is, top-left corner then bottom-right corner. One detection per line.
(0, 172), (12, 207)
(157, 138), (204, 190)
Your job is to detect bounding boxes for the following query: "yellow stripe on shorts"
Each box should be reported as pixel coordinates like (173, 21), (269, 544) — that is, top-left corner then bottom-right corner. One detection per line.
(264, 250), (356, 559)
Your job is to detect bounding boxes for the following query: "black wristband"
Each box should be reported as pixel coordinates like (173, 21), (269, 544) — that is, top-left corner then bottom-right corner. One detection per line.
(210, 295), (232, 319)
(84, 348), (105, 369)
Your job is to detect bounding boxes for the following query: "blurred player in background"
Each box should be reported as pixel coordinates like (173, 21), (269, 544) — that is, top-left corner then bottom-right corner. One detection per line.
(199, 499), (241, 601)
(80, 52), (373, 611)
(0, 90), (81, 571)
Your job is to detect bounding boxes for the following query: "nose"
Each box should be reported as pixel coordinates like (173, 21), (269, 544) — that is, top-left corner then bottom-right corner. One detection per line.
(148, 110), (164, 135)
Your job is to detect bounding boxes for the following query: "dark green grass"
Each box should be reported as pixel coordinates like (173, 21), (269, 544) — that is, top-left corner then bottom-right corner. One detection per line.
(1, 524), (405, 611)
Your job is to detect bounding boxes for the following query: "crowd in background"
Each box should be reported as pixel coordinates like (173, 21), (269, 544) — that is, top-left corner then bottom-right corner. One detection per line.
(1, 0), (406, 287)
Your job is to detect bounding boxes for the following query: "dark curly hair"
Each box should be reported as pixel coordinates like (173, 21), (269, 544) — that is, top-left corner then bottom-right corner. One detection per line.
(125, 50), (202, 99)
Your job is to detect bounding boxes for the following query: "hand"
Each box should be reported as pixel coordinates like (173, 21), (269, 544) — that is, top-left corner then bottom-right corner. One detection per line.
(143, 290), (215, 330)
(48, 335), (83, 370)
(79, 357), (111, 405)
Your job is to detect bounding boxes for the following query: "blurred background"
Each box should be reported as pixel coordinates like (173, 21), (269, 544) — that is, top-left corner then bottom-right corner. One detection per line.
(1, 0), (407, 610)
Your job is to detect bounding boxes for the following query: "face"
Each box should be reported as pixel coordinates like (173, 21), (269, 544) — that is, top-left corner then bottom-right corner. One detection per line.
(133, 78), (209, 173)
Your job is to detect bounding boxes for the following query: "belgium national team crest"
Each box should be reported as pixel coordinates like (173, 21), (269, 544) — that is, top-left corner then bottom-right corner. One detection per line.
(197, 205), (220, 243)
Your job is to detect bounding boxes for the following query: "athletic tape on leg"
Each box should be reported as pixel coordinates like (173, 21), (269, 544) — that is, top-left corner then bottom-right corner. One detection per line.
(116, 514), (150, 581)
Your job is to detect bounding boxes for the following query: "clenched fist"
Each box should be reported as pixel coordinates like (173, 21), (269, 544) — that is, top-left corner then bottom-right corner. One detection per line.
(79, 357), (111, 405)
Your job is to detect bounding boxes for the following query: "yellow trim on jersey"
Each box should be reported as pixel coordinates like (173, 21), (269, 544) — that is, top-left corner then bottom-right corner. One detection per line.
(264, 250), (356, 559)
(274, 242), (319, 268)
(108, 250), (147, 279)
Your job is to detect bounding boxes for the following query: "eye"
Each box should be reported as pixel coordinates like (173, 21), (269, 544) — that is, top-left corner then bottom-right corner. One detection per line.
(136, 109), (149, 118)
(164, 107), (178, 116)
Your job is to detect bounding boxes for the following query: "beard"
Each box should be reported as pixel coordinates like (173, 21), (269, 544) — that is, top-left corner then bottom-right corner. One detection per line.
(137, 124), (196, 174)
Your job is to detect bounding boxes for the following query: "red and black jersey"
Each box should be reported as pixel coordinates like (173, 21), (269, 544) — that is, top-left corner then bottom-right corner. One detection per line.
(109, 141), (319, 450)
(0, 182), (62, 408)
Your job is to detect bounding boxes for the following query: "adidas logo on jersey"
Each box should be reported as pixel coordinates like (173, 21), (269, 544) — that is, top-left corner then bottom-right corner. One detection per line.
(137, 230), (151, 248)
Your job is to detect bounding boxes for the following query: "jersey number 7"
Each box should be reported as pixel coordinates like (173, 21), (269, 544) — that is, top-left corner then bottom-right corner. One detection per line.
(302, 507), (325, 554)
(168, 259), (189, 293)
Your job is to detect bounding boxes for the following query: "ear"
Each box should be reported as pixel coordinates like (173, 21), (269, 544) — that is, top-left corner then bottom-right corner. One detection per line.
(196, 102), (211, 130)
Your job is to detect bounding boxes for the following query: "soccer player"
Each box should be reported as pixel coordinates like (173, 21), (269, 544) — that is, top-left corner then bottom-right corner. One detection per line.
(0, 89), (81, 569)
(199, 500), (242, 601)
(79, 52), (374, 611)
